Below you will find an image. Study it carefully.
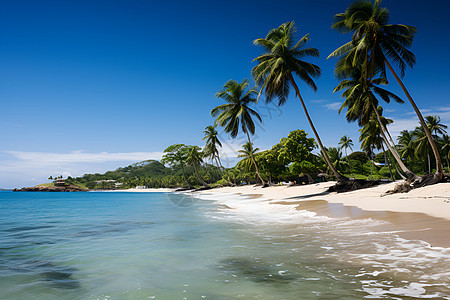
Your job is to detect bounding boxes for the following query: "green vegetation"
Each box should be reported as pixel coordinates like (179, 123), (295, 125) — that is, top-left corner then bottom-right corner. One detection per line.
(252, 21), (346, 182)
(51, 1), (448, 190)
(329, 0), (443, 183)
(37, 183), (55, 187)
(212, 79), (266, 186)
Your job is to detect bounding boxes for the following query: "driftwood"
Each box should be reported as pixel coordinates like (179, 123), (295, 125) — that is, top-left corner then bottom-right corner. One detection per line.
(385, 173), (447, 194)
(327, 179), (381, 193)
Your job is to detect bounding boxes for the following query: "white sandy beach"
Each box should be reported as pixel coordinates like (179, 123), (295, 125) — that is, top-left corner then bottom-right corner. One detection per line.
(191, 182), (450, 247)
(195, 181), (450, 221)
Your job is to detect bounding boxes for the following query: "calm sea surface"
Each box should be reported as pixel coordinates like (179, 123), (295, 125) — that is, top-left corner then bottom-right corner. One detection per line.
(0, 191), (448, 299)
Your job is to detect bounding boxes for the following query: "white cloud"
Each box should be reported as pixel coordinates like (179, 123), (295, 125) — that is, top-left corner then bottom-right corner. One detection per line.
(0, 151), (163, 188)
(310, 99), (329, 103)
(387, 106), (450, 139)
(5, 150), (163, 164)
(387, 118), (420, 139)
(324, 102), (342, 111)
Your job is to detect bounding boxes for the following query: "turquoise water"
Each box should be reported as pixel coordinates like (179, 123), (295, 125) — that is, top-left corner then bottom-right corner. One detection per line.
(0, 191), (448, 299)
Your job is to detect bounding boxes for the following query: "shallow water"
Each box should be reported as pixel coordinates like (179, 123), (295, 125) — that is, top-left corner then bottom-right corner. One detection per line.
(0, 191), (448, 299)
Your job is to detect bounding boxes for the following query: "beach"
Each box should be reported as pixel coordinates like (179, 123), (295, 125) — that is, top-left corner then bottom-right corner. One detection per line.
(2, 186), (450, 298)
(192, 182), (450, 247)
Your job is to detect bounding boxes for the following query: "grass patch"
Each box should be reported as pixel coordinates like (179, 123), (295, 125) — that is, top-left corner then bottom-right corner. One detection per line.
(36, 183), (55, 187)
(71, 181), (89, 189)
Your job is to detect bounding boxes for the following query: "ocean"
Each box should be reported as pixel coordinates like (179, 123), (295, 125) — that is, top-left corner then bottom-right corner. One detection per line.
(0, 191), (448, 299)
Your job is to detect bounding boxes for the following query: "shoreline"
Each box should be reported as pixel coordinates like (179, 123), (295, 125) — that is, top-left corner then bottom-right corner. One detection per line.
(192, 182), (450, 247)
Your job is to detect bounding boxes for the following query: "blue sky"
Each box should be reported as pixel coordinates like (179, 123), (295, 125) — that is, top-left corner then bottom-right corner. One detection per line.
(1, 0), (449, 188)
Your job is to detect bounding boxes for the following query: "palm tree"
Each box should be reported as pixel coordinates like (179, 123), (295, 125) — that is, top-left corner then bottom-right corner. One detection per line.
(426, 116), (448, 138)
(202, 125), (223, 169)
(338, 135), (356, 178)
(413, 127), (432, 173)
(327, 147), (346, 174)
(330, 0), (443, 180)
(440, 134), (450, 170)
(252, 21), (347, 182)
(211, 79), (266, 186)
(237, 142), (259, 176)
(224, 168), (239, 186)
(186, 145), (210, 187)
(397, 130), (416, 168)
(360, 108), (394, 180)
(412, 117), (448, 174)
(333, 66), (414, 178)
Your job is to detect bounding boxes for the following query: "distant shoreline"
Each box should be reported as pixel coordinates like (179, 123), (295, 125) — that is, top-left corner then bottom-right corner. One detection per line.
(109, 188), (175, 193)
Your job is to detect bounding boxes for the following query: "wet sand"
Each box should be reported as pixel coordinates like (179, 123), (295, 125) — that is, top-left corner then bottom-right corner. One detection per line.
(195, 182), (450, 248)
(274, 200), (450, 248)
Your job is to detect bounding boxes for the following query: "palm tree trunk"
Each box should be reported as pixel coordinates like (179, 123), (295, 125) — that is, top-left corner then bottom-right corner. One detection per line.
(394, 158), (406, 179)
(217, 156), (224, 169)
(288, 73), (348, 182)
(180, 165), (192, 187)
(427, 151), (431, 174)
(370, 147), (374, 180)
(344, 148), (356, 178)
(370, 102), (415, 179)
(385, 59), (443, 180)
(193, 164), (210, 187)
(381, 142), (393, 181)
(244, 130), (266, 186)
(214, 157), (223, 175)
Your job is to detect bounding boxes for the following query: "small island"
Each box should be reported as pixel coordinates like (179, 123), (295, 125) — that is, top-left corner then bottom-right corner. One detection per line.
(13, 177), (88, 192)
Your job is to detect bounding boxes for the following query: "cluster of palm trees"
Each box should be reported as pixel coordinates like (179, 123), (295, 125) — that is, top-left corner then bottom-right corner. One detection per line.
(397, 116), (448, 174)
(160, 0), (446, 189)
(328, 0), (445, 185)
(161, 142), (225, 188)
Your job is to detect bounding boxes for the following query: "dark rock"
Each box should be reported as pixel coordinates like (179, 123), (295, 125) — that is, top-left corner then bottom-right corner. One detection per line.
(327, 179), (380, 193)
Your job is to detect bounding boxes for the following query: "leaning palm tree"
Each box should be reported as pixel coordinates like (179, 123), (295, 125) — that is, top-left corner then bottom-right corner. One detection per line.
(252, 21), (347, 182)
(202, 125), (223, 169)
(186, 145), (210, 188)
(333, 66), (414, 178)
(211, 79), (266, 186)
(440, 134), (450, 170)
(338, 135), (356, 178)
(329, 0), (443, 181)
(360, 108), (394, 180)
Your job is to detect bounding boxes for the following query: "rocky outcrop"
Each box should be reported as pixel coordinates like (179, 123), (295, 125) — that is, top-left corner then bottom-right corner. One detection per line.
(13, 184), (88, 192)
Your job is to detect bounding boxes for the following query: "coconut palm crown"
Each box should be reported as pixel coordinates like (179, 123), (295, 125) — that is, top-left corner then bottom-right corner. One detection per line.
(329, 0), (416, 79)
(330, 0), (444, 181)
(202, 125), (223, 168)
(252, 21), (347, 181)
(252, 21), (321, 106)
(211, 79), (266, 186)
(212, 79), (262, 138)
